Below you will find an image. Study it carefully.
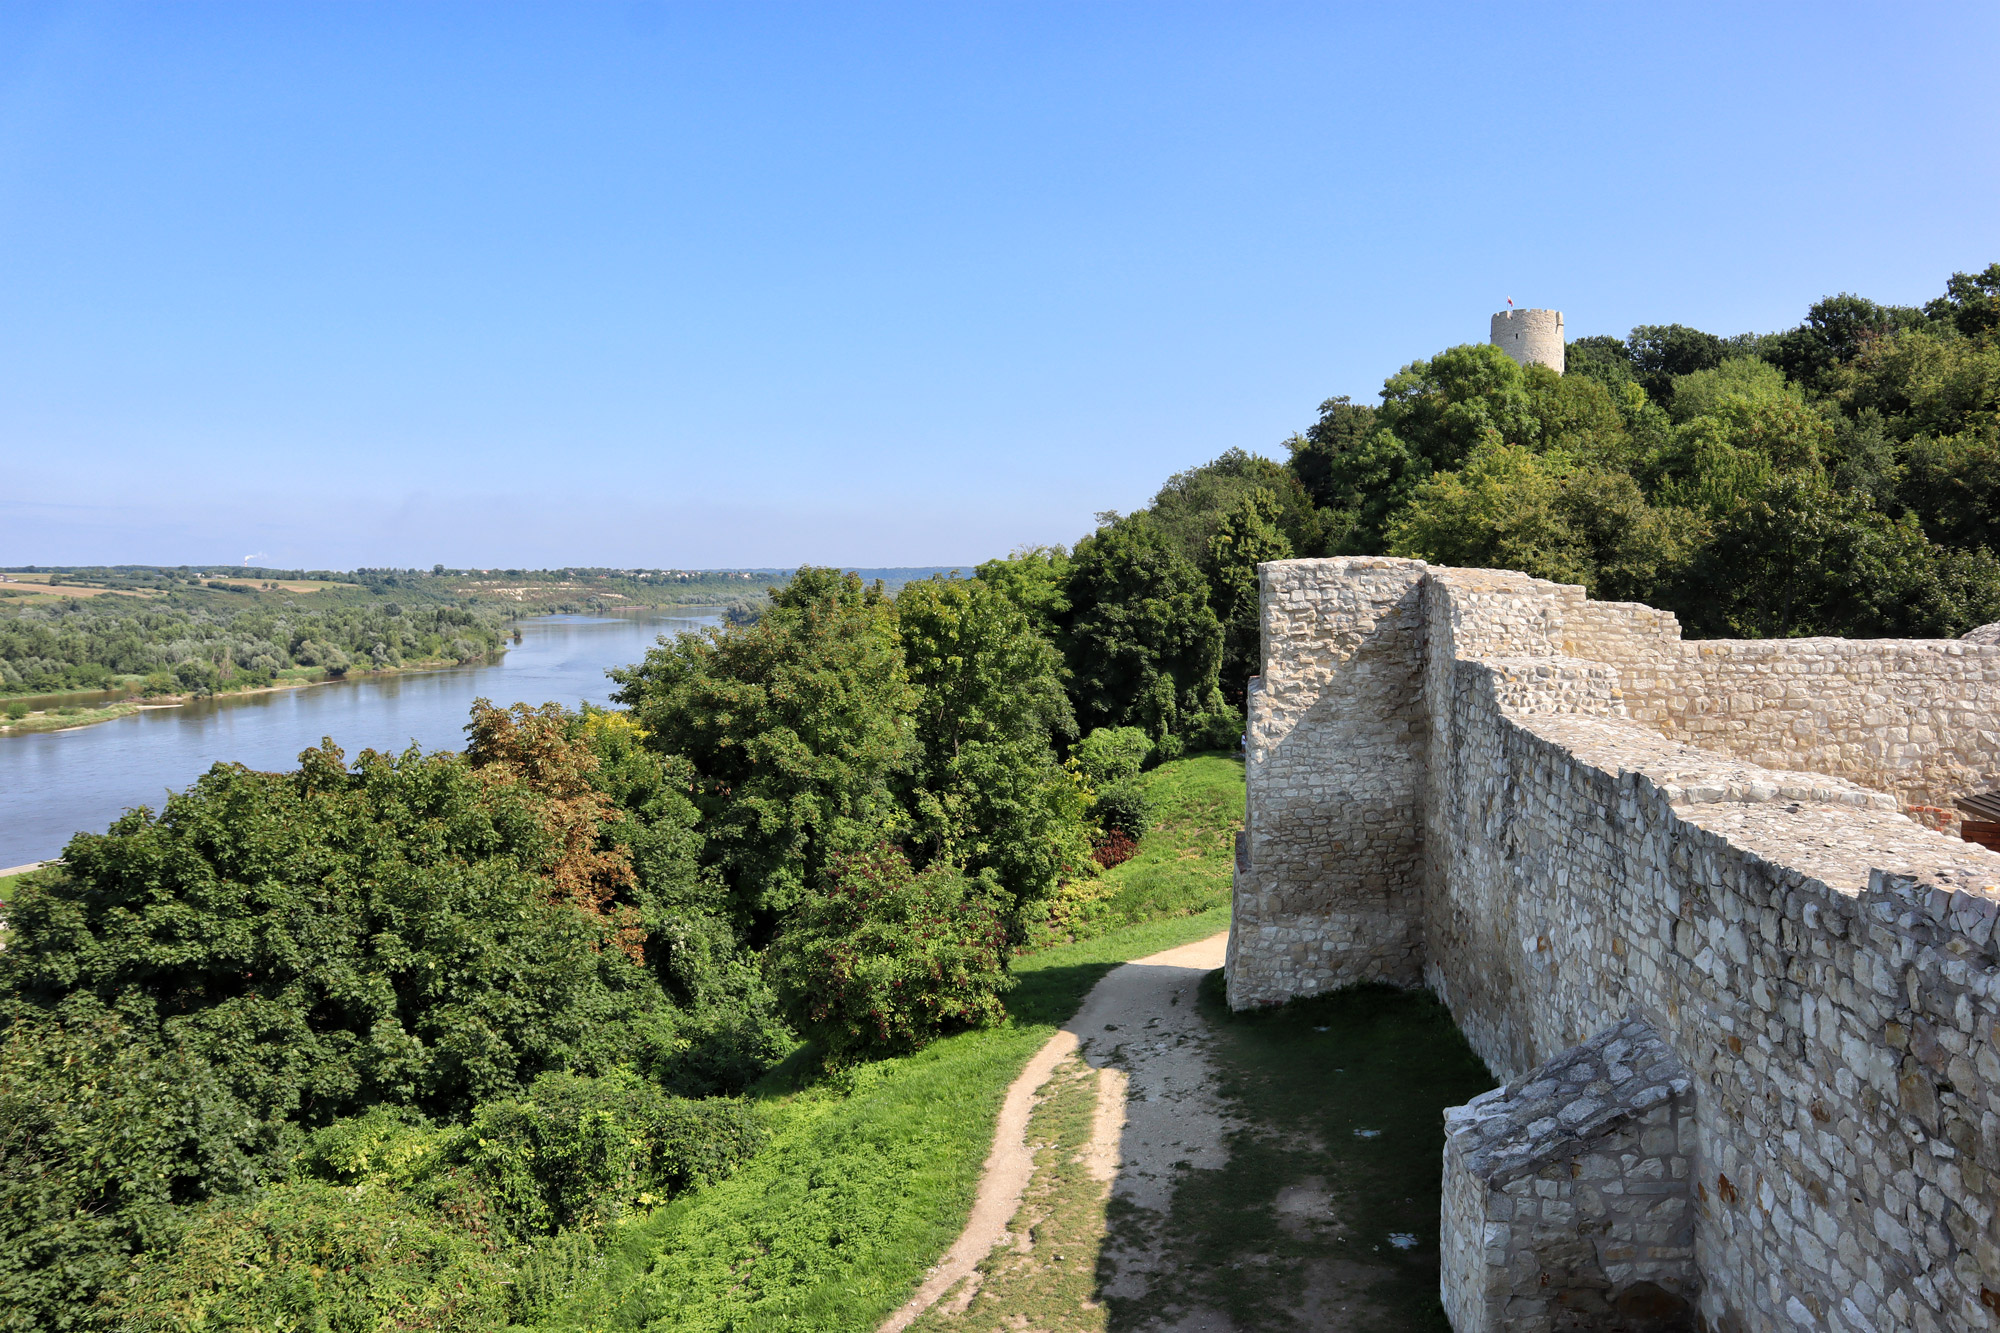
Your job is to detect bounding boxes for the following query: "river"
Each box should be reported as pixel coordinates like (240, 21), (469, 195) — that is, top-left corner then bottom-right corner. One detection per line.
(0, 611), (715, 868)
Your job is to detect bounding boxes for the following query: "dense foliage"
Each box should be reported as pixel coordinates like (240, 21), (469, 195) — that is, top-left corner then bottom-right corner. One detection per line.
(1293, 263), (2000, 638)
(0, 593), (508, 695)
(769, 846), (1013, 1062)
(0, 704), (780, 1329)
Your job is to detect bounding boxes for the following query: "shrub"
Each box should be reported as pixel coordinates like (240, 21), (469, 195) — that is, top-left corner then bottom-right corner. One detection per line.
(0, 1009), (268, 1330)
(770, 846), (1014, 1062)
(1091, 829), (1138, 869)
(1093, 778), (1154, 841)
(1073, 725), (1153, 785)
(123, 1181), (512, 1333)
(138, 672), (177, 697)
(1183, 704), (1245, 753)
(4, 701), (26, 720)
(449, 1071), (766, 1239)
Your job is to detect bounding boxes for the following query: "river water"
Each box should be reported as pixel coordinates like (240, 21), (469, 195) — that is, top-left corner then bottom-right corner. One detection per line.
(0, 612), (715, 868)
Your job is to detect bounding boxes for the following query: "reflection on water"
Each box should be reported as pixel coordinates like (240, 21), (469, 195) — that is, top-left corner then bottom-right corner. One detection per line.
(0, 612), (713, 868)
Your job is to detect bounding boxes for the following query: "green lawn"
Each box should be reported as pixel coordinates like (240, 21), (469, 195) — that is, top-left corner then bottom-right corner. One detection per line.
(1035, 750), (1243, 948)
(0, 867), (47, 902)
(529, 754), (1243, 1333)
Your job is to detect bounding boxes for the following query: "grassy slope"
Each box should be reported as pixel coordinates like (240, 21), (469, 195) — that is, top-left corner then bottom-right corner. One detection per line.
(1041, 751), (1243, 946)
(532, 755), (1243, 1333)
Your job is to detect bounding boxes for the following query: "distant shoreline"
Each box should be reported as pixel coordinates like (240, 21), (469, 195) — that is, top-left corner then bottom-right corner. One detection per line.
(0, 653), (502, 739)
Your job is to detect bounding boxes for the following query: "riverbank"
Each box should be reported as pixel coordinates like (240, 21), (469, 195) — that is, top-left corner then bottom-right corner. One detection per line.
(0, 654), (501, 739)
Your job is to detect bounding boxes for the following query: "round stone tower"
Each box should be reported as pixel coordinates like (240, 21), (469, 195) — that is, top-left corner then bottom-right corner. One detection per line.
(1490, 308), (1564, 373)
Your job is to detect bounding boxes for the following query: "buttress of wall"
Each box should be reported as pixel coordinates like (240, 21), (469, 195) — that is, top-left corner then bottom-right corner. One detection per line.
(1226, 557), (1428, 1008)
(1420, 573), (2000, 1332)
(1618, 638), (2000, 815)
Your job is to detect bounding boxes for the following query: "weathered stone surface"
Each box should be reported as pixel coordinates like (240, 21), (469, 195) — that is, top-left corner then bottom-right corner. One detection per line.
(1442, 1018), (1697, 1333)
(1231, 557), (2000, 1333)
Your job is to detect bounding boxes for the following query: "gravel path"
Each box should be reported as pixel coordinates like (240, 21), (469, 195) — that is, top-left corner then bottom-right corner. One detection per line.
(880, 931), (1230, 1333)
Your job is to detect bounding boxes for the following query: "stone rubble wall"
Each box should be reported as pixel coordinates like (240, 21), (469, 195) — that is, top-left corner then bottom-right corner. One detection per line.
(1226, 558), (1429, 1007)
(1441, 1018), (1698, 1333)
(1230, 557), (2000, 1331)
(1618, 639), (2000, 818)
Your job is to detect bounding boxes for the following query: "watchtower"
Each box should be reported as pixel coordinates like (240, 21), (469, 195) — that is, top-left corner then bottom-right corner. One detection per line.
(1490, 308), (1564, 373)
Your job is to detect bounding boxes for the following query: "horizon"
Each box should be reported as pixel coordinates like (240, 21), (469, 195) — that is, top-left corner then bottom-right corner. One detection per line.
(4, 1), (1996, 569)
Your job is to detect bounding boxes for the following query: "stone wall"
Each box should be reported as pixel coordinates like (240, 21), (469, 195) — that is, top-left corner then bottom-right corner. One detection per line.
(1230, 557), (2000, 1331)
(1226, 558), (1427, 1007)
(1492, 308), (1566, 373)
(1618, 638), (2000, 818)
(1442, 1018), (1697, 1333)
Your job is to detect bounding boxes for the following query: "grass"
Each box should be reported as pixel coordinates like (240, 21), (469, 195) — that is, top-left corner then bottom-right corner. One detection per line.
(1102, 977), (1494, 1332)
(1036, 752), (1243, 948)
(908, 1054), (1110, 1333)
(0, 699), (145, 735)
(528, 754), (1241, 1333)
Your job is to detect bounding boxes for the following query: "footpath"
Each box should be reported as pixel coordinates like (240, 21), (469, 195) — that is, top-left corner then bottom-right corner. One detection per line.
(883, 932), (1233, 1333)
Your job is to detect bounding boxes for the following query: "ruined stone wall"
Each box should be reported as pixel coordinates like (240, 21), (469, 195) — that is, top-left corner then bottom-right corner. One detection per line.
(1618, 638), (2000, 817)
(1225, 558), (1427, 1007)
(1230, 558), (2000, 1331)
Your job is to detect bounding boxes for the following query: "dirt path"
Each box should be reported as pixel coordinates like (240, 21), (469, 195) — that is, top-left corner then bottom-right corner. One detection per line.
(881, 932), (1230, 1333)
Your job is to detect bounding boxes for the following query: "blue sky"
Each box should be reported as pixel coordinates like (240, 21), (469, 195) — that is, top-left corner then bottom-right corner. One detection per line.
(2, 2), (1995, 570)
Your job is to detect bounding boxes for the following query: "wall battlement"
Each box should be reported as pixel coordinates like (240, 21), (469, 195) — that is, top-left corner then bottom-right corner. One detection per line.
(1228, 557), (2000, 1332)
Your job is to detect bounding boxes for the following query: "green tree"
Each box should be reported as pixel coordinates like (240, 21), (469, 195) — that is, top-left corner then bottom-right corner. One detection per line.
(1666, 478), (2000, 637)
(1146, 448), (1324, 568)
(895, 576), (1091, 920)
(0, 1010), (267, 1331)
(1285, 394), (1380, 512)
(1387, 440), (1688, 599)
(1201, 488), (1293, 701)
(1562, 335), (1636, 392)
(1924, 262), (2000, 340)
(972, 545), (1073, 642)
(1376, 343), (1538, 472)
(1060, 519), (1224, 742)
(1627, 324), (1730, 405)
(769, 846), (1012, 1063)
(611, 568), (916, 934)
(0, 737), (674, 1129)
(1763, 293), (1927, 390)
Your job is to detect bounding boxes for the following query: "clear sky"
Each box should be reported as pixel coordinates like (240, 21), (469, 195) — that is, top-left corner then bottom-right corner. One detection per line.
(2, 2), (1996, 570)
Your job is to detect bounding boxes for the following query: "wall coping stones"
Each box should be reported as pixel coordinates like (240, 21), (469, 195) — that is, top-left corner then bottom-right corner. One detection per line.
(1445, 1017), (1691, 1187)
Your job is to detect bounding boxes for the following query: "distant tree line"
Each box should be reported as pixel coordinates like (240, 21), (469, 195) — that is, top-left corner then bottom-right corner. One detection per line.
(0, 596), (510, 696)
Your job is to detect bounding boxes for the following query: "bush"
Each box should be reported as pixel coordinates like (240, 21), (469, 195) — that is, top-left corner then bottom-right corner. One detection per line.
(138, 672), (176, 697)
(1073, 725), (1153, 785)
(449, 1071), (766, 1239)
(123, 1181), (512, 1333)
(4, 701), (25, 721)
(0, 1009), (269, 1330)
(1091, 829), (1138, 869)
(770, 846), (1014, 1062)
(1093, 778), (1154, 841)
(1183, 705), (1245, 753)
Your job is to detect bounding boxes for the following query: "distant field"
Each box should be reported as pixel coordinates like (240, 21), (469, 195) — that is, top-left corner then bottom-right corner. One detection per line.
(200, 578), (354, 593)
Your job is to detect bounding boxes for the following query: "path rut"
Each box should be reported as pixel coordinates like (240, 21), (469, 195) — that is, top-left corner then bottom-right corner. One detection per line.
(879, 932), (1230, 1333)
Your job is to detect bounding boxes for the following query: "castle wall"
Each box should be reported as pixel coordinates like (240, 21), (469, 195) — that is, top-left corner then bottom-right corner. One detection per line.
(1231, 558), (2000, 1331)
(1226, 558), (1428, 1007)
(1620, 639), (2000, 817)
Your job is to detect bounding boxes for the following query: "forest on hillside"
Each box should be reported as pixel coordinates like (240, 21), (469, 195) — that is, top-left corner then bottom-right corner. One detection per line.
(2, 262), (1996, 1330)
(0, 567), (778, 697)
